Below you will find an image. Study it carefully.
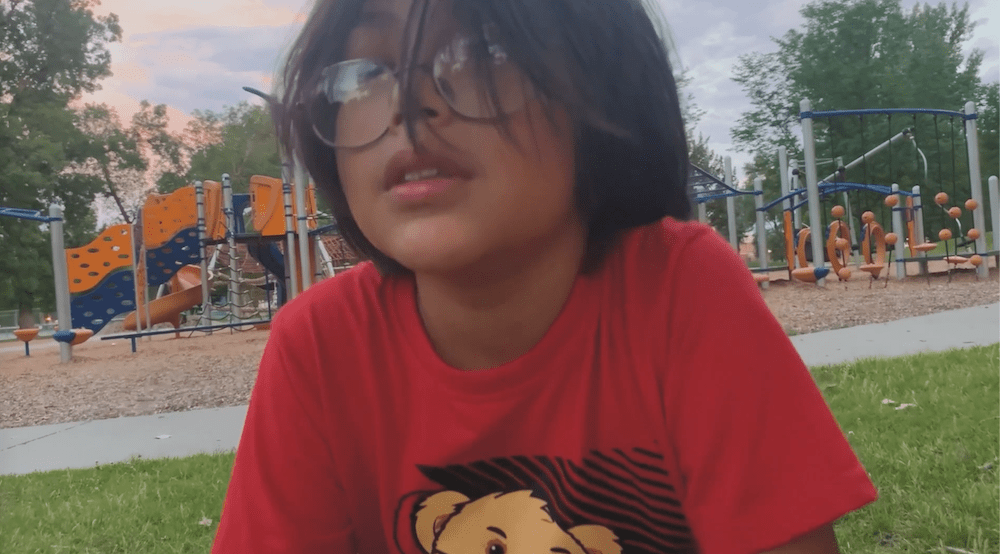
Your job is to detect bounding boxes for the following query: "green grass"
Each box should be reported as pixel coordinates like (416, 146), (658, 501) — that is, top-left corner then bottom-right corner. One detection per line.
(2, 347), (997, 553)
(817, 345), (1000, 553)
(1, 453), (234, 553)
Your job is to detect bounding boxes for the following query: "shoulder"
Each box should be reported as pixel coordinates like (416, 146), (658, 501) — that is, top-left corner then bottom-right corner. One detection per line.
(613, 217), (749, 293)
(268, 262), (397, 347)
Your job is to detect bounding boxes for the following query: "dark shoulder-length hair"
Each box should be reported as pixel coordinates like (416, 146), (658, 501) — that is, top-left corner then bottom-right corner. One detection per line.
(276, 0), (691, 275)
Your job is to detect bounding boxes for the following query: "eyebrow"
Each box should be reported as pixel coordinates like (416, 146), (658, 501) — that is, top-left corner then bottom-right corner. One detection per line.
(486, 527), (507, 538)
(551, 549), (570, 553)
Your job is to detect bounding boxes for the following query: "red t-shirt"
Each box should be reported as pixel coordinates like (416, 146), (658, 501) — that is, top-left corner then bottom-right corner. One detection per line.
(213, 219), (877, 554)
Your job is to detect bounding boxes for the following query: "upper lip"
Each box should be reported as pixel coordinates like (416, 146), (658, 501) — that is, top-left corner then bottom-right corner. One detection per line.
(384, 149), (472, 190)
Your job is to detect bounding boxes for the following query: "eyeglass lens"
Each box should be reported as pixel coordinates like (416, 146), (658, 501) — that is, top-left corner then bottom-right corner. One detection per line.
(309, 33), (529, 148)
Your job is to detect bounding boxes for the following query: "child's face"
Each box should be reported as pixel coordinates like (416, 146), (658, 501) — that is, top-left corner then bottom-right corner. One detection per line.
(331, 0), (584, 276)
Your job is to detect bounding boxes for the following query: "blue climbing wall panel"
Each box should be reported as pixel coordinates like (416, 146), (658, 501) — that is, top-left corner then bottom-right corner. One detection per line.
(145, 227), (201, 287)
(70, 269), (136, 333)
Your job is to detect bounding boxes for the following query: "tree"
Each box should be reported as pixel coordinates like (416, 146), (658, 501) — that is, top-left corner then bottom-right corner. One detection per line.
(730, 0), (993, 238)
(159, 102), (282, 194)
(68, 101), (187, 226)
(976, 81), (999, 185)
(0, 0), (121, 320)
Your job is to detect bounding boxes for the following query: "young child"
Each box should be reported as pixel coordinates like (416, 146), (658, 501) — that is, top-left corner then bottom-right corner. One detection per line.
(213, 0), (877, 552)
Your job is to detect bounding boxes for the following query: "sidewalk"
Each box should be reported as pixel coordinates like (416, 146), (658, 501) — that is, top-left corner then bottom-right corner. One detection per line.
(2, 303), (997, 476)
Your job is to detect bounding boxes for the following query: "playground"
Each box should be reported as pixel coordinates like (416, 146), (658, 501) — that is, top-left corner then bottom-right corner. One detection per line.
(1, 97), (997, 431)
(1, 261), (996, 429)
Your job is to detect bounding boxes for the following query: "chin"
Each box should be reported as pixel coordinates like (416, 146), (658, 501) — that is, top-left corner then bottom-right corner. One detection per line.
(391, 246), (486, 276)
(376, 218), (487, 274)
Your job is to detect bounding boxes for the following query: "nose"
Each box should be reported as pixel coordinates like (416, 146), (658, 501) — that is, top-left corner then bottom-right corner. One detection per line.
(388, 68), (452, 133)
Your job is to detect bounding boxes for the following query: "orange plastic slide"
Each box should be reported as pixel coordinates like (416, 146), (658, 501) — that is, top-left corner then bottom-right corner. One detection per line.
(123, 266), (204, 331)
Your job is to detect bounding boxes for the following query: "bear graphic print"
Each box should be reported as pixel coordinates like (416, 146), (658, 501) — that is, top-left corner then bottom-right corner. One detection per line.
(393, 448), (695, 554)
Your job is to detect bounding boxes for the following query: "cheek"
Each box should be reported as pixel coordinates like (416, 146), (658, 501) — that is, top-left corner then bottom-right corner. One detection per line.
(494, 108), (577, 213)
(334, 150), (375, 216)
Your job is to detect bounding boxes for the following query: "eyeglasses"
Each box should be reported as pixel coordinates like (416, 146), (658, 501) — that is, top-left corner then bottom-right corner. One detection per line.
(305, 30), (531, 149)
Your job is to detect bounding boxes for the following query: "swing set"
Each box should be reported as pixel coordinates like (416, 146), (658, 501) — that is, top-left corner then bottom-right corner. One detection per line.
(756, 99), (996, 285)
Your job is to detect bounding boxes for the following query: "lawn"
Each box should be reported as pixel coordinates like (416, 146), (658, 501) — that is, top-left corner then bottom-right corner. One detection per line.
(2, 346), (997, 553)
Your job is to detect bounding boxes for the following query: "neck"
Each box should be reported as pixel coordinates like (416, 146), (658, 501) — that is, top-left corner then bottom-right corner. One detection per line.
(414, 224), (587, 370)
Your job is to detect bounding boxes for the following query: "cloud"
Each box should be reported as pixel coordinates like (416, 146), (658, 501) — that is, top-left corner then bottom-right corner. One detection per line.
(93, 0), (308, 36)
(111, 24), (301, 113)
(967, 0), (999, 83)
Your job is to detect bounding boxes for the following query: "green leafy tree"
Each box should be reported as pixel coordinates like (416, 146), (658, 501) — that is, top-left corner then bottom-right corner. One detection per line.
(731, 0), (991, 238)
(0, 0), (121, 321)
(159, 102), (282, 193)
(976, 81), (999, 184)
(69, 101), (187, 225)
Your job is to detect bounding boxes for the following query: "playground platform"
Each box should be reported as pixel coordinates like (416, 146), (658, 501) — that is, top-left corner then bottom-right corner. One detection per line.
(2, 303), (997, 476)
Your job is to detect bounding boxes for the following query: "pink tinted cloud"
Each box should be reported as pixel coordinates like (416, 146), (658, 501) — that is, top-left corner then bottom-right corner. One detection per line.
(92, 0), (305, 36)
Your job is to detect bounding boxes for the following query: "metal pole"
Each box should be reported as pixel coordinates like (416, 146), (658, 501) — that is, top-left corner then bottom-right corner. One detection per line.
(791, 161), (802, 230)
(779, 148), (792, 269)
(964, 102), (988, 277)
(725, 156), (737, 251)
(801, 99), (826, 285)
(294, 158), (312, 292)
(697, 201), (707, 224)
(316, 234), (335, 277)
(754, 176), (768, 289)
(989, 176), (999, 254)
(223, 174), (240, 320)
(48, 204), (72, 363)
(137, 204), (151, 336)
(778, 147), (790, 205)
(282, 163), (300, 300)
(142, 242), (152, 335)
(818, 129), (911, 184)
(195, 181), (212, 328)
(891, 184), (905, 280)
(913, 185), (928, 275)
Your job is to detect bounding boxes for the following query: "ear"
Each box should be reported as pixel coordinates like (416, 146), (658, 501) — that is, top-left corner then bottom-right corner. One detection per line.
(413, 490), (470, 553)
(567, 524), (623, 554)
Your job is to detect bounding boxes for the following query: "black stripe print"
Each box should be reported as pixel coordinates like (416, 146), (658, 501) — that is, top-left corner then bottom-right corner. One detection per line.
(632, 447), (665, 460)
(613, 448), (672, 477)
(558, 458), (692, 537)
(591, 451), (677, 492)
(579, 458), (682, 507)
(566, 459), (687, 520)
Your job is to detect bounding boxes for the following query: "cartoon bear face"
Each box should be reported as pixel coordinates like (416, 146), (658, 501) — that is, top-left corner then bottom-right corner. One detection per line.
(414, 490), (622, 554)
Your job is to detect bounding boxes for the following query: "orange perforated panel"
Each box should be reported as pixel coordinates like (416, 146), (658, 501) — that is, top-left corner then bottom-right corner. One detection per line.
(66, 224), (134, 294)
(251, 175), (283, 236)
(143, 187), (197, 248)
(250, 175), (320, 237)
(203, 180), (228, 241)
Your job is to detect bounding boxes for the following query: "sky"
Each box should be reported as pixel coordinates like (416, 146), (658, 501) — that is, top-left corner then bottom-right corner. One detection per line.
(81, 0), (999, 183)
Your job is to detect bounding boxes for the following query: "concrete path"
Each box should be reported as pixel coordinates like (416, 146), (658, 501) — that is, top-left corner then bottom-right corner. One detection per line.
(790, 302), (998, 367)
(2, 303), (997, 476)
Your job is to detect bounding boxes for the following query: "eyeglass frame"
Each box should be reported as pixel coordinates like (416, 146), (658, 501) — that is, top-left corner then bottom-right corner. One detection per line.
(299, 28), (532, 150)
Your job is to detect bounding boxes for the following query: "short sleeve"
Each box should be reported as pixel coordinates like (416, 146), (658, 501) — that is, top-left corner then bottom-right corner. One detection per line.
(212, 307), (354, 553)
(658, 227), (877, 554)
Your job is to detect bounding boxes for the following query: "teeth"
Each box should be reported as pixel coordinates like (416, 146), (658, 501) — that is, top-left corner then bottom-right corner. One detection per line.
(404, 168), (440, 182)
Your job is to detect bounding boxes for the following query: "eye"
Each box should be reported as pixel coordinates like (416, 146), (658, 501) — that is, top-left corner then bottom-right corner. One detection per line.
(486, 540), (506, 554)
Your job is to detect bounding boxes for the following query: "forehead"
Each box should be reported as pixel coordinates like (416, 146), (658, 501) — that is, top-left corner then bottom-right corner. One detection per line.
(347, 0), (458, 55)
(355, 0), (454, 27)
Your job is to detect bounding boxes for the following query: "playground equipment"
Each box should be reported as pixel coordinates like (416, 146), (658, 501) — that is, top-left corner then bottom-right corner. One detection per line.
(0, 168), (347, 360)
(122, 265), (203, 331)
(724, 99), (999, 287)
(13, 328), (39, 356)
(0, 205), (75, 362)
(795, 99), (996, 284)
(97, 173), (334, 353)
(689, 159), (772, 286)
